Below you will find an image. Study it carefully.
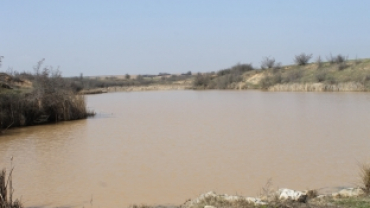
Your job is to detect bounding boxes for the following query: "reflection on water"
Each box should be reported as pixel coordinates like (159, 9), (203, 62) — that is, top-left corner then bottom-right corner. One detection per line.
(1, 91), (370, 208)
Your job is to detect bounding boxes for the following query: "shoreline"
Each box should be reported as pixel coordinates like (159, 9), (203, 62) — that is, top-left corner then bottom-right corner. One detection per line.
(80, 84), (193, 94)
(80, 81), (370, 95)
(178, 187), (369, 208)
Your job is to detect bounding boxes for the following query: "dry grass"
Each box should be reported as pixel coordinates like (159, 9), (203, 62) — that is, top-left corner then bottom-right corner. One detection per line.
(0, 169), (22, 208)
(324, 196), (370, 208)
(188, 196), (256, 208)
(360, 164), (370, 194)
(187, 195), (343, 208)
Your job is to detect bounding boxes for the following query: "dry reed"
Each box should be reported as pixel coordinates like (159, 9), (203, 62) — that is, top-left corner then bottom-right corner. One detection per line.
(0, 169), (22, 208)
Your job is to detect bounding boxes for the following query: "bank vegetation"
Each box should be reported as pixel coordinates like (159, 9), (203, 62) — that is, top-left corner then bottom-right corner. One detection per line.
(192, 54), (370, 92)
(67, 71), (193, 94)
(21, 54), (370, 94)
(0, 59), (93, 133)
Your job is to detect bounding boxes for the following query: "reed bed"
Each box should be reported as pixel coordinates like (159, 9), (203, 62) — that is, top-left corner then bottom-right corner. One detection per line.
(0, 169), (22, 208)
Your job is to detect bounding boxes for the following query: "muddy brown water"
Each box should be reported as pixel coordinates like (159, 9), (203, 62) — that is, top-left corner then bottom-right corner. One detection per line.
(1, 91), (370, 208)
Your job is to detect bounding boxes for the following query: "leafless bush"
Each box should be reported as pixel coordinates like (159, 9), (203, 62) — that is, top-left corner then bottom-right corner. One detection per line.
(217, 63), (254, 76)
(360, 164), (370, 194)
(231, 63), (254, 73)
(294, 53), (313, 66)
(326, 54), (347, 64)
(261, 57), (276, 69)
(260, 178), (275, 202)
(0, 60), (94, 130)
(193, 73), (212, 89)
(335, 54), (347, 64)
(325, 54), (348, 70)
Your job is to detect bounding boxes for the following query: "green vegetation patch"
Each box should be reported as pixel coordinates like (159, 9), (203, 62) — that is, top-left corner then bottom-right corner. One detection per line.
(328, 196), (370, 208)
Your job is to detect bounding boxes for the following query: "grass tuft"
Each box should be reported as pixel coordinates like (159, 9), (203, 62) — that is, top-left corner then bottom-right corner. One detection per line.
(360, 164), (370, 194)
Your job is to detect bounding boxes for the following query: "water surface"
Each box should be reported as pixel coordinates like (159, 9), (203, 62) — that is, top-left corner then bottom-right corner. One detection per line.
(1, 91), (370, 207)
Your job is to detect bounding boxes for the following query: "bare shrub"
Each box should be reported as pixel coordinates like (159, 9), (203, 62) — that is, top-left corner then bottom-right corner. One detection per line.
(193, 73), (212, 88)
(326, 54), (347, 64)
(231, 63), (254, 73)
(335, 54), (347, 64)
(360, 164), (370, 194)
(325, 54), (348, 70)
(217, 63), (254, 76)
(260, 178), (275, 202)
(261, 57), (276, 69)
(0, 60), (94, 130)
(294, 53), (313, 66)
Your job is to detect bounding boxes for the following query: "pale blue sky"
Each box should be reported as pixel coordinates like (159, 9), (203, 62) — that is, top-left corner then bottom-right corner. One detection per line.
(1, 1), (370, 76)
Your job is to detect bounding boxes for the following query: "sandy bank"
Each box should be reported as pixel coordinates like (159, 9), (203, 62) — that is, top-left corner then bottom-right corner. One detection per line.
(268, 82), (366, 92)
(80, 84), (192, 94)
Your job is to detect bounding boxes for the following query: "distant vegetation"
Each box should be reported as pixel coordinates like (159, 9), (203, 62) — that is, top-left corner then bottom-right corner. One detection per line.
(66, 72), (193, 94)
(0, 59), (93, 133)
(4, 53), (367, 96)
(259, 55), (370, 90)
(193, 63), (254, 89)
(192, 54), (370, 91)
